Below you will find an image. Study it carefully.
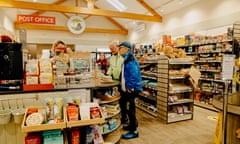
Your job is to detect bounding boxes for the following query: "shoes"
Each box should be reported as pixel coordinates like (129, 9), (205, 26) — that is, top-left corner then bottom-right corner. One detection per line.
(122, 130), (139, 139)
(122, 125), (130, 131)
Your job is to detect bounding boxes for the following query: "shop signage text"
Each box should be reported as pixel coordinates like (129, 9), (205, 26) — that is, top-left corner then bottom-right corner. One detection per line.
(17, 14), (56, 24)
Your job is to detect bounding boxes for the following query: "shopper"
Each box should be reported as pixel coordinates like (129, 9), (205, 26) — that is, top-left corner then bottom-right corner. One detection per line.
(50, 40), (67, 58)
(96, 52), (108, 75)
(106, 41), (128, 124)
(118, 41), (142, 139)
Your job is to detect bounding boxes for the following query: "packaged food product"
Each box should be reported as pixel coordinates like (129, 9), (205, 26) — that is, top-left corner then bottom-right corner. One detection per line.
(44, 98), (54, 121)
(67, 104), (79, 121)
(53, 97), (63, 122)
(90, 106), (101, 119)
(26, 112), (44, 126)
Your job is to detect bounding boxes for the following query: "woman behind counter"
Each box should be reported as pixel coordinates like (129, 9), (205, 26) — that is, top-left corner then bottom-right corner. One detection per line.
(96, 52), (108, 75)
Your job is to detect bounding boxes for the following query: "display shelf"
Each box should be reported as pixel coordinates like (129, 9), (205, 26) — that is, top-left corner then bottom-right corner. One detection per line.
(97, 95), (120, 105)
(101, 119), (121, 135)
(139, 61), (158, 117)
(104, 110), (121, 119)
(169, 76), (186, 79)
(95, 81), (120, 88)
(168, 88), (192, 94)
(157, 56), (194, 124)
(199, 78), (225, 83)
(21, 106), (66, 133)
(195, 60), (222, 63)
(92, 83), (121, 144)
(139, 92), (157, 102)
(66, 118), (105, 128)
(189, 39), (234, 111)
(142, 84), (158, 91)
(142, 75), (158, 80)
(141, 60), (158, 64)
(175, 39), (232, 48)
(136, 104), (157, 117)
(194, 100), (218, 112)
(168, 58), (194, 64)
(66, 104), (105, 128)
(199, 69), (221, 73)
(168, 99), (194, 105)
(200, 89), (222, 94)
(103, 128), (121, 144)
(22, 121), (66, 133)
(167, 113), (193, 123)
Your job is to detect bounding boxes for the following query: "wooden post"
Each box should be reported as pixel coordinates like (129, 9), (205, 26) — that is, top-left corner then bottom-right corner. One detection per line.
(87, 0), (97, 9)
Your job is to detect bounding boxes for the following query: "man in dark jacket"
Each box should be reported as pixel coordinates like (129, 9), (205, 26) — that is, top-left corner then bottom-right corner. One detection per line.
(119, 41), (142, 139)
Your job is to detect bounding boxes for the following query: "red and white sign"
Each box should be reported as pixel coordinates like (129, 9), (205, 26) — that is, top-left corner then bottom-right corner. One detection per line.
(17, 14), (56, 24)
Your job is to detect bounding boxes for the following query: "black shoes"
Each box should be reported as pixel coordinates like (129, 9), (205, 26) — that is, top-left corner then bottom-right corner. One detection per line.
(122, 130), (139, 139)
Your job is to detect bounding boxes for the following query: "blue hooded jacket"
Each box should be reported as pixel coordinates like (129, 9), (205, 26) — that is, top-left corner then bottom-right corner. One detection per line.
(122, 51), (142, 92)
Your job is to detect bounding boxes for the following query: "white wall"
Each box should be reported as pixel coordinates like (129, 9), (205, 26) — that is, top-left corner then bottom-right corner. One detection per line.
(128, 0), (240, 43)
(24, 15), (126, 45)
(0, 9), (15, 37)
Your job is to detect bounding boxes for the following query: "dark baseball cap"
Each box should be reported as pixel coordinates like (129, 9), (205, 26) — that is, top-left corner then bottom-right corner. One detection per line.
(119, 41), (132, 49)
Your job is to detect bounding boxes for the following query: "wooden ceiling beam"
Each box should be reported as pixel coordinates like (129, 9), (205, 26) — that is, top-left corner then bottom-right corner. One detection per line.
(15, 23), (128, 35)
(136, 0), (162, 20)
(105, 17), (128, 33)
(31, 0), (67, 16)
(0, 0), (162, 22)
(93, 5), (128, 34)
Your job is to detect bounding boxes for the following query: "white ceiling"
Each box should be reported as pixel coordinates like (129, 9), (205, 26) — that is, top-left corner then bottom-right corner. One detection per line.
(3, 0), (201, 28)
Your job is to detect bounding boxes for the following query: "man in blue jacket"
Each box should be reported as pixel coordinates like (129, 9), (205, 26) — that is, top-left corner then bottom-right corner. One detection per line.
(119, 41), (142, 139)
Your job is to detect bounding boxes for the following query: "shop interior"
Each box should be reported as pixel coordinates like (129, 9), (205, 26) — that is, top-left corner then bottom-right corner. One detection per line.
(0, 0), (240, 144)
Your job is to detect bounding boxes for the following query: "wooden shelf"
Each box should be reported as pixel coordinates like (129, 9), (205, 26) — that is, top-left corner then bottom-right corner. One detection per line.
(66, 116), (105, 128)
(138, 93), (157, 102)
(168, 99), (194, 105)
(104, 110), (121, 119)
(98, 95), (120, 104)
(194, 100), (218, 112)
(167, 113), (193, 123)
(101, 119), (121, 135)
(136, 104), (157, 117)
(22, 121), (66, 133)
(103, 128), (121, 144)
(21, 107), (66, 133)
(157, 56), (194, 124)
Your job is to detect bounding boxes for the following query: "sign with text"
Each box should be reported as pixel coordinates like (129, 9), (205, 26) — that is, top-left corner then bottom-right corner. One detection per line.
(222, 54), (235, 80)
(17, 14), (56, 24)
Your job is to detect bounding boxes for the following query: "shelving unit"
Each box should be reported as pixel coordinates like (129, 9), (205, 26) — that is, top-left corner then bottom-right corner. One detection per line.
(92, 84), (121, 144)
(176, 38), (234, 111)
(157, 56), (194, 124)
(21, 105), (105, 144)
(138, 60), (158, 117)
